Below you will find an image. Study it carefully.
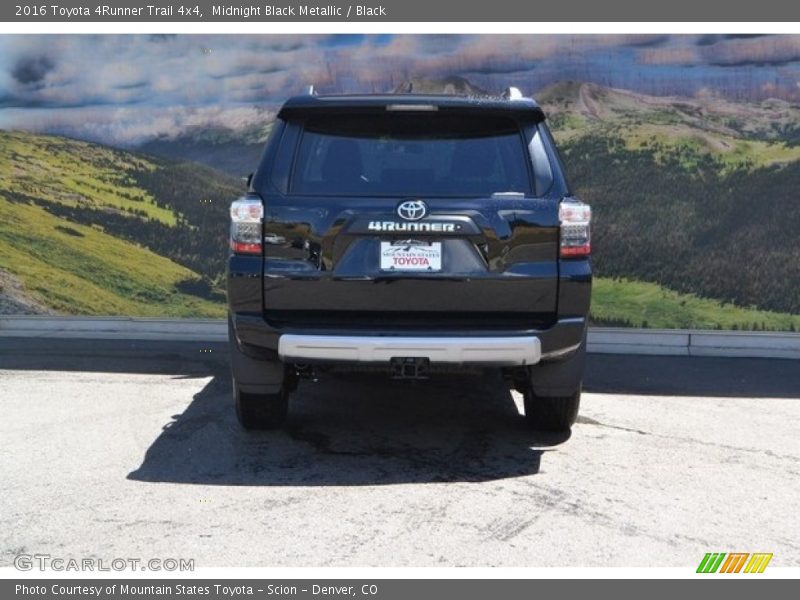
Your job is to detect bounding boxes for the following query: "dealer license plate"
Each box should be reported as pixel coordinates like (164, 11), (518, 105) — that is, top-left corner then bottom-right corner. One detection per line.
(380, 241), (442, 271)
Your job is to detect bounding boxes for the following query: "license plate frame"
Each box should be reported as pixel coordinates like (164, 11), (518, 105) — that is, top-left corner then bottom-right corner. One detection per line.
(379, 240), (442, 272)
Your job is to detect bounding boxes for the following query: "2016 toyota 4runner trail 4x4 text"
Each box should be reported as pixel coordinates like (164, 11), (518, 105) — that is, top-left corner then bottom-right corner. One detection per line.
(227, 87), (592, 432)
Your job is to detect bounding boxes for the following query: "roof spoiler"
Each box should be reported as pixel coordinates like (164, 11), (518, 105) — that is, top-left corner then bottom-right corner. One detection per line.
(278, 89), (545, 121)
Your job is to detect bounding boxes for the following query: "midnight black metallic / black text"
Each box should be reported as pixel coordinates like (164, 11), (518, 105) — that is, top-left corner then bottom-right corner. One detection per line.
(212, 5), (387, 17)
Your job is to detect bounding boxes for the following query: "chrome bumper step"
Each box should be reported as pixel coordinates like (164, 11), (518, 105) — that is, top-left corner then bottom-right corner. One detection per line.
(278, 334), (541, 365)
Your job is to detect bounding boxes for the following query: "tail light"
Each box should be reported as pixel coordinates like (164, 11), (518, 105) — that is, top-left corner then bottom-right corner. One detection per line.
(230, 197), (263, 255)
(559, 200), (591, 258)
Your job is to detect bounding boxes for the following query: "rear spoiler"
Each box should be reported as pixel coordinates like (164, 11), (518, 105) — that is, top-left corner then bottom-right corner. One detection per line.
(277, 94), (546, 122)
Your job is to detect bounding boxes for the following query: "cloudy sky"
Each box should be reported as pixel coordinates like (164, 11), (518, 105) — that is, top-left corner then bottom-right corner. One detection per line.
(1, 34), (798, 146)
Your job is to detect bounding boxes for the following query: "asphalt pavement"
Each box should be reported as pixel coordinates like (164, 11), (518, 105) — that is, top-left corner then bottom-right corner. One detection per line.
(1, 338), (798, 568)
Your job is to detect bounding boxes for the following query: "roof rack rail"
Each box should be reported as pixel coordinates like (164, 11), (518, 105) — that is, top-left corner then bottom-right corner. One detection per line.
(306, 85), (317, 96)
(502, 86), (524, 100)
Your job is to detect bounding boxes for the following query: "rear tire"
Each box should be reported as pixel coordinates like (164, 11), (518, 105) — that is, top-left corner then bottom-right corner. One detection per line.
(234, 381), (289, 430)
(523, 385), (581, 432)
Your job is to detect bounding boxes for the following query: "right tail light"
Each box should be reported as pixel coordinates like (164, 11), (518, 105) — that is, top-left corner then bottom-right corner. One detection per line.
(559, 200), (591, 258)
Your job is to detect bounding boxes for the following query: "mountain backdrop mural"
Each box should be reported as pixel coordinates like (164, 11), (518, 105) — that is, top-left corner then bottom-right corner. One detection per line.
(2, 34), (800, 329)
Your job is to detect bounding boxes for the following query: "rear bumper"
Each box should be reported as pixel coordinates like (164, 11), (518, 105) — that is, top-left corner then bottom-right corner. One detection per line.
(232, 313), (586, 364)
(279, 334), (541, 366)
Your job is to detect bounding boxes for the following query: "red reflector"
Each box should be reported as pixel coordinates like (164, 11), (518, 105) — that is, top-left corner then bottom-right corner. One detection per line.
(230, 241), (261, 254)
(560, 244), (591, 257)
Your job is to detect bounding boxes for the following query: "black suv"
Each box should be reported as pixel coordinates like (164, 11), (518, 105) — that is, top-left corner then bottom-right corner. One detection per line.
(227, 87), (591, 432)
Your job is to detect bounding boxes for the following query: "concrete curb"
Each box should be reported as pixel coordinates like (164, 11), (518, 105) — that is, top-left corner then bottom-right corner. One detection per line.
(688, 331), (800, 360)
(1, 316), (799, 359)
(587, 327), (800, 359)
(0, 316), (227, 342)
(587, 328), (689, 356)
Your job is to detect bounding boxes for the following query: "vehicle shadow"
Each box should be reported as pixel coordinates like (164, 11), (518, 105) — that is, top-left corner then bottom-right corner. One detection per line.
(127, 371), (564, 486)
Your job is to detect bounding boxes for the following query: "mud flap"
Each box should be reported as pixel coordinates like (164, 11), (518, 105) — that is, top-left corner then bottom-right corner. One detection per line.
(228, 316), (286, 394)
(529, 335), (586, 398)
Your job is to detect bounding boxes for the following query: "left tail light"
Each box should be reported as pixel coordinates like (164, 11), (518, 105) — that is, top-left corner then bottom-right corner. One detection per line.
(230, 197), (263, 255)
(559, 200), (591, 258)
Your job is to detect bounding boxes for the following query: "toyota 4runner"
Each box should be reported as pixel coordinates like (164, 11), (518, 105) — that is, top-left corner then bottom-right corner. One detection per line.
(227, 87), (592, 432)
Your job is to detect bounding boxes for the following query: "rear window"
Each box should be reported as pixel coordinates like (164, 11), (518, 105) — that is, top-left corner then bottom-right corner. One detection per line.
(290, 114), (532, 197)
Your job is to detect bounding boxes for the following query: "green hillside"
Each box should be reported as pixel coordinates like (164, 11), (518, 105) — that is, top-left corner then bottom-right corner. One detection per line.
(0, 131), (239, 317)
(592, 277), (800, 331)
(537, 82), (800, 321)
(539, 80), (800, 146)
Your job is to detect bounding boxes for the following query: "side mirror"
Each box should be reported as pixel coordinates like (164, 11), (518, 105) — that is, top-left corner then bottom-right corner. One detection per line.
(244, 172), (253, 188)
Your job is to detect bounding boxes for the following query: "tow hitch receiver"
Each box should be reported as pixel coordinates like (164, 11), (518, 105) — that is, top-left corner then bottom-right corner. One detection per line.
(390, 357), (430, 379)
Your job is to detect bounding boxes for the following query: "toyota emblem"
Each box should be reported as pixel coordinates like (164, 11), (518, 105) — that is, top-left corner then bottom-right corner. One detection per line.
(397, 200), (428, 221)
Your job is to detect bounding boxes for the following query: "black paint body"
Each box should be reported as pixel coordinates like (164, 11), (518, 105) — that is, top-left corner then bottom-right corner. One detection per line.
(227, 94), (591, 363)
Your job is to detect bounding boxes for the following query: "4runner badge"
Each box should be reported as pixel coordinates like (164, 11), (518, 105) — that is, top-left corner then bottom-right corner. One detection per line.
(367, 221), (457, 233)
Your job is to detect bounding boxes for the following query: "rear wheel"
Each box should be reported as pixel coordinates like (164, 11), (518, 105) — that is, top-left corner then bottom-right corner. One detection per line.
(522, 385), (581, 432)
(234, 382), (289, 430)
